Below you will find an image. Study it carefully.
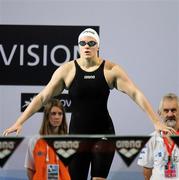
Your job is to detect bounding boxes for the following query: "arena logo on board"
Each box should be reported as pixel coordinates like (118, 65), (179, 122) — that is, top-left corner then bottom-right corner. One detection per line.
(0, 25), (99, 85)
(43, 135), (151, 166)
(0, 137), (24, 168)
(43, 136), (80, 165)
(21, 93), (72, 113)
(108, 136), (150, 166)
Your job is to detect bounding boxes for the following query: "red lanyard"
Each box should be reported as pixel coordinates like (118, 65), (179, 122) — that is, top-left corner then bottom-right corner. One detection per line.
(162, 130), (179, 176)
(163, 131), (179, 158)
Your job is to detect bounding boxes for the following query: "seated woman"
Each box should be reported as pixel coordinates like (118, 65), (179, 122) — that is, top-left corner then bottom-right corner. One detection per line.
(24, 98), (71, 180)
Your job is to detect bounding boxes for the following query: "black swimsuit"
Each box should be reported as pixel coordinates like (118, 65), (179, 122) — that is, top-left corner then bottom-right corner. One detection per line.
(68, 60), (115, 180)
(69, 60), (115, 134)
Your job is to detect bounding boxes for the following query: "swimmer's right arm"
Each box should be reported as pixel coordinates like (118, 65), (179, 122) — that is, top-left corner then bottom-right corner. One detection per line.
(2, 64), (68, 136)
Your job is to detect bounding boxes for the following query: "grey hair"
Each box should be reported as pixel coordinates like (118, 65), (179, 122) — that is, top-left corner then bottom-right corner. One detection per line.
(158, 93), (179, 114)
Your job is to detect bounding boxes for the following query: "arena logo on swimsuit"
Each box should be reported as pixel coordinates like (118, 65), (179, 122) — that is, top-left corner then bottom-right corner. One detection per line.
(84, 75), (95, 79)
(0, 25), (99, 85)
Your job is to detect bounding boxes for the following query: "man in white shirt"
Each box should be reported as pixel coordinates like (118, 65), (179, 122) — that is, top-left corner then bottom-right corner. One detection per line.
(137, 93), (179, 180)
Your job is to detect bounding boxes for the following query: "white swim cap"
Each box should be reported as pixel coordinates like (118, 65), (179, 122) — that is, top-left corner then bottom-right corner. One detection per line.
(78, 28), (100, 47)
